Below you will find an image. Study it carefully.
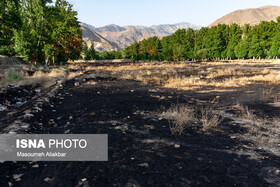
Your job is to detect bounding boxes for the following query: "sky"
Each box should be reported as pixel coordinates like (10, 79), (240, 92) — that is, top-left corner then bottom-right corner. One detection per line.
(68, 0), (280, 27)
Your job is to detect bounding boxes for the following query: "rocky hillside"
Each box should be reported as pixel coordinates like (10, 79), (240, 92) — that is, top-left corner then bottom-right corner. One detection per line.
(81, 26), (119, 52)
(81, 22), (201, 49)
(209, 6), (280, 27)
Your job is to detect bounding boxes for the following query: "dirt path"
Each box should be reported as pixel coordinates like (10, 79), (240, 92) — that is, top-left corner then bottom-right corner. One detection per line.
(0, 74), (279, 186)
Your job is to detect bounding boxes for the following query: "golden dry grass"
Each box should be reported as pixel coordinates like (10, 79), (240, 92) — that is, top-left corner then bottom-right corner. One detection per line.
(1, 67), (83, 89)
(78, 61), (280, 92)
(161, 103), (222, 134)
(201, 107), (221, 131)
(164, 68), (280, 91)
(161, 104), (196, 135)
(67, 71), (83, 79)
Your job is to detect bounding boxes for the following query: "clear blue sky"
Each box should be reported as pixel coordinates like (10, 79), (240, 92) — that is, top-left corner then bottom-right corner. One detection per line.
(68, 0), (280, 27)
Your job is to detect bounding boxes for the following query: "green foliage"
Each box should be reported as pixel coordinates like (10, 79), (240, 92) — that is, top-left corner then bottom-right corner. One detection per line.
(83, 42), (97, 60)
(14, 0), (51, 62)
(248, 36), (263, 58)
(226, 24), (242, 58)
(172, 44), (185, 61)
(0, 0), (82, 65)
(45, 0), (82, 63)
(205, 24), (227, 59)
(97, 50), (123, 60)
(3, 69), (23, 82)
(122, 17), (280, 61)
(139, 36), (162, 60)
(196, 49), (208, 60)
(161, 36), (174, 61)
(269, 33), (280, 57)
(123, 42), (139, 60)
(234, 40), (249, 59)
(2, 1), (280, 63)
(268, 21), (280, 58)
(0, 0), (21, 56)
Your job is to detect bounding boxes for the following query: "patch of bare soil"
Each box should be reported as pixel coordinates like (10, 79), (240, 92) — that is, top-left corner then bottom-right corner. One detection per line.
(0, 65), (279, 186)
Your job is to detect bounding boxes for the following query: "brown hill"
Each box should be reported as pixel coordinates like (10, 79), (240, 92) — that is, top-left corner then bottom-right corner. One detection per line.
(209, 6), (280, 27)
(81, 22), (202, 49)
(80, 26), (119, 52)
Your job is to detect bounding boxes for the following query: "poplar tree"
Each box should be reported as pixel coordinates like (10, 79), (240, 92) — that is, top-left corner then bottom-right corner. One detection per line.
(0, 0), (21, 55)
(14, 0), (51, 63)
(14, 0), (82, 64)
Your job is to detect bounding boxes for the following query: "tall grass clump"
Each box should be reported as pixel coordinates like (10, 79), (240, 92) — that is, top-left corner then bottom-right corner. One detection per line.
(161, 104), (196, 135)
(3, 69), (24, 83)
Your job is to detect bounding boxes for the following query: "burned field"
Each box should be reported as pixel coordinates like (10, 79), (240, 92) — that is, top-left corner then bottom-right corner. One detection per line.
(0, 60), (280, 186)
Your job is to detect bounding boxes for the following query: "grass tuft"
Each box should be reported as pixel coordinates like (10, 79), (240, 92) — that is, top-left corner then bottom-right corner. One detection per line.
(161, 104), (196, 135)
(201, 107), (221, 131)
(3, 69), (23, 82)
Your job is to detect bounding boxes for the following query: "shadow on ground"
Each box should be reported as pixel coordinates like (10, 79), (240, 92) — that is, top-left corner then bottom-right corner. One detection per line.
(0, 76), (279, 186)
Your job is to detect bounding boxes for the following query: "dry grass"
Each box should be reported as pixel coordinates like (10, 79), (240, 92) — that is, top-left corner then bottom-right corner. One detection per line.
(78, 61), (280, 92)
(201, 107), (221, 131)
(259, 88), (280, 103)
(19, 71), (52, 88)
(85, 80), (97, 85)
(48, 68), (67, 78)
(161, 103), (222, 134)
(239, 104), (256, 120)
(68, 71), (83, 79)
(164, 69), (280, 91)
(228, 103), (280, 154)
(19, 68), (67, 88)
(161, 104), (196, 135)
(1, 67), (84, 89)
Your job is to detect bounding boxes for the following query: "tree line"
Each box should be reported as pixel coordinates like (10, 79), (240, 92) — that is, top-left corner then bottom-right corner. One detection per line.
(0, 0), (82, 65)
(123, 17), (280, 61)
(2, 1), (280, 64)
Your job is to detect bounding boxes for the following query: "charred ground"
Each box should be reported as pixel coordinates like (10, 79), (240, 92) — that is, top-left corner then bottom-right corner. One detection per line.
(0, 61), (280, 186)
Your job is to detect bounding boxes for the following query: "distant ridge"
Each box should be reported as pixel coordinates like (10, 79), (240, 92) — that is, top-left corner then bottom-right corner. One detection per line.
(80, 26), (119, 52)
(209, 6), (280, 27)
(81, 22), (202, 50)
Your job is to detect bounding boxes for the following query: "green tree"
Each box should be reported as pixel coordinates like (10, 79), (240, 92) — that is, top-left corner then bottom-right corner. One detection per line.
(122, 16), (280, 62)
(234, 40), (249, 59)
(123, 41), (139, 60)
(139, 36), (161, 61)
(14, 0), (52, 63)
(173, 44), (184, 61)
(196, 49), (208, 60)
(194, 27), (208, 59)
(161, 35), (174, 61)
(83, 42), (96, 60)
(248, 36), (263, 58)
(44, 0), (82, 64)
(14, 0), (82, 64)
(206, 25), (227, 59)
(226, 24), (242, 59)
(0, 0), (21, 55)
(268, 33), (280, 58)
(185, 28), (195, 60)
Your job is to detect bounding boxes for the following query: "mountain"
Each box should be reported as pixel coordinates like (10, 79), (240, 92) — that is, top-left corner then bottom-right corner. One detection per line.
(95, 24), (126, 33)
(209, 5), (280, 27)
(80, 26), (119, 52)
(81, 22), (202, 49)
